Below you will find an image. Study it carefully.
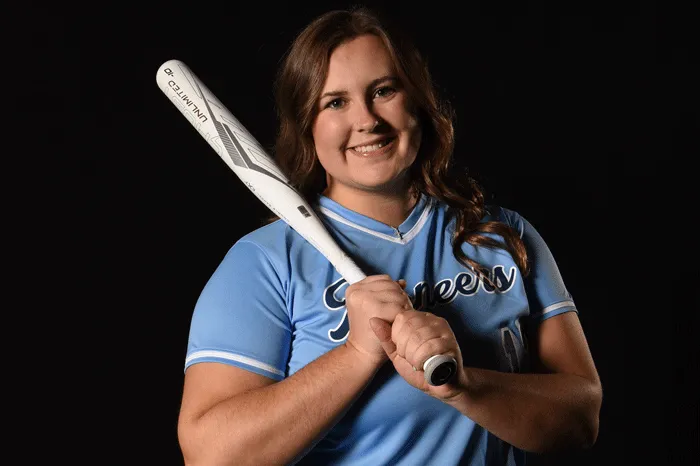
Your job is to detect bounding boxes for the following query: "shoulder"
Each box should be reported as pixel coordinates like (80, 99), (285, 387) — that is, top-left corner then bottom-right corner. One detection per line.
(427, 198), (525, 234)
(483, 204), (527, 237)
(216, 219), (298, 279)
(237, 218), (293, 247)
(228, 218), (305, 258)
(428, 196), (524, 226)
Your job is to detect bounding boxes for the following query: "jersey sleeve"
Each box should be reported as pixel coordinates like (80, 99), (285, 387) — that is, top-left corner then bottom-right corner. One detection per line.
(499, 207), (577, 323)
(184, 239), (291, 381)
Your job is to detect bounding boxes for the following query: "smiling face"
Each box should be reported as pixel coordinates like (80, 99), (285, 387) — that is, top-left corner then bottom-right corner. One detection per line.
(312, 34), (422, 203)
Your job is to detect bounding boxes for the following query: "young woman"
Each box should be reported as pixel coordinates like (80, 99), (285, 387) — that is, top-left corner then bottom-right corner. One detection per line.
(177, 7), (602, 465)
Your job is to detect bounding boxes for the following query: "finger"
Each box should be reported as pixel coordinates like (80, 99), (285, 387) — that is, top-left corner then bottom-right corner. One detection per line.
(412, 336), (452, 370)
(345, 289), (410, 318)
(346, 275), (390, 299)
(346, 283), (400, 304)
(347, 280), (410, 307)
(371, 289), (413, 307)
(392, 311), (429, 358)
(357, 274), (393, 284)
(369, 317), (397, 356)
(344, 287), (367, 310)
(403, 323), (443, 366)
(359, 278), (407, 293)
(367, 301), (412, 324)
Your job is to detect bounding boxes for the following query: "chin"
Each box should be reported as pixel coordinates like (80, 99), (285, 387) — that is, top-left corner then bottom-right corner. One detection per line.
(354, 173), (411, 193)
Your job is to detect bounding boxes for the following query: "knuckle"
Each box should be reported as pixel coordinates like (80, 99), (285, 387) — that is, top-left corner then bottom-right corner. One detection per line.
(394, 312), (407, 326)
(405, 313), (425, 330)
(427, 313), (446, 326)
(417, 339), (443, 361)
(409, 329), (423, 345)
(345, 289), (355, 305)
(388, 302), (405, 316)
(345, 289), (363, 308)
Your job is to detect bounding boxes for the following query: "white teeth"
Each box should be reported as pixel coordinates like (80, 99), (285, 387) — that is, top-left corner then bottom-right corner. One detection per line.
(353, 139), (391, 154)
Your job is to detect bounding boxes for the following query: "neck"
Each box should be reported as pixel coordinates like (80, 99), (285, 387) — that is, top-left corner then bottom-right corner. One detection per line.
(322, 185), (419, 228)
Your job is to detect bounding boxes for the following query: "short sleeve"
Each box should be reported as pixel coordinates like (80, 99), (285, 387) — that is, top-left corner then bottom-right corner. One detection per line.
(184, 240), (291, 380)
(500, 208), (577, 323)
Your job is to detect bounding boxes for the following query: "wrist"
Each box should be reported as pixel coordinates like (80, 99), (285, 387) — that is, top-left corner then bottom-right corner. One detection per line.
(442, 366), (475, 407)
(342, 340), (386, 370)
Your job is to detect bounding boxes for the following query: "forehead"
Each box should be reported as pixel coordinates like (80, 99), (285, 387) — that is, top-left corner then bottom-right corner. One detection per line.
(323, 34), (396, 89)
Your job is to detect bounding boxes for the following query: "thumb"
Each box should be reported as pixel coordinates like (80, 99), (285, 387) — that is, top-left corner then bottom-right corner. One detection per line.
(369, 317), (396, 356)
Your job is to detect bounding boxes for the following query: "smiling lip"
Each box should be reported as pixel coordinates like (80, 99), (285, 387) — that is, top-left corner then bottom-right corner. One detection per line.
(347, 137), (396, 156)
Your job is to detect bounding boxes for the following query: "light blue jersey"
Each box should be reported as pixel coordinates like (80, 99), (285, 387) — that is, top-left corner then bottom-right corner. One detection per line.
(185, 194), (577, 465)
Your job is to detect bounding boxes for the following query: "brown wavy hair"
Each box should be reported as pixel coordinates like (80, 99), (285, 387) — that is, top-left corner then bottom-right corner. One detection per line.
(270, 6), (529, 277)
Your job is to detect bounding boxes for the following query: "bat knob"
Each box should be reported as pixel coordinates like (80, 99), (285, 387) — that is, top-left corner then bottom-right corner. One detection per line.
(423, 355), (458, 386)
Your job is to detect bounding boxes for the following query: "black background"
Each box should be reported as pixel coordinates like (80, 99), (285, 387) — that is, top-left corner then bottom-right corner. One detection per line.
(21, 1), (697, 464)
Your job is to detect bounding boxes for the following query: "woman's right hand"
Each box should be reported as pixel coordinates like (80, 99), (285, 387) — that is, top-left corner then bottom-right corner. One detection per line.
(343, 274), (413, 364)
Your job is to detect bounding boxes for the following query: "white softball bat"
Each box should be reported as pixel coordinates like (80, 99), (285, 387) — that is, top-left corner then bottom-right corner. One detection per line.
(155, 59), (457, 386)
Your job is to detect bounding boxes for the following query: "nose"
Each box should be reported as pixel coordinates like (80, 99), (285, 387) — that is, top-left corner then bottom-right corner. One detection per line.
(358, 118), (379, 133)
(359, 118), (380, 132)
(354, 104), (380, 132)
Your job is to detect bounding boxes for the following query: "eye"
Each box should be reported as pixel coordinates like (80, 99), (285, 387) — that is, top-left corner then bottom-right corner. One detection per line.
(374, 86), (396, 99)
(324, 98), (345, 110)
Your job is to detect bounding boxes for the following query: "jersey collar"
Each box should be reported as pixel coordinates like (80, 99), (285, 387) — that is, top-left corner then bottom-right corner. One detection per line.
(315, 193), (434, 244)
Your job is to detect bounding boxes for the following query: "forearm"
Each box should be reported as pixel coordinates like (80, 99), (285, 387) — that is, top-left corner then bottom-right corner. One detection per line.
(446, 368), (602, 453)
(184, 344), (379, 466)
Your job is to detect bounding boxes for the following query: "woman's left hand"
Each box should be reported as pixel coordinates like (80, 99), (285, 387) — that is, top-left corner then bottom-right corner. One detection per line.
(369, 308), (465, 400)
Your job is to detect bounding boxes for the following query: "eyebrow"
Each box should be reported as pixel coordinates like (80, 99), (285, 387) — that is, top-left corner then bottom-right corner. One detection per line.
(319, 75), (399, 100)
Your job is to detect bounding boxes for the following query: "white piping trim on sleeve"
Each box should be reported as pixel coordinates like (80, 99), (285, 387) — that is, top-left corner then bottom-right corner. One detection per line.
(531, 300), (576, 318)
(185, 350), (285, 377)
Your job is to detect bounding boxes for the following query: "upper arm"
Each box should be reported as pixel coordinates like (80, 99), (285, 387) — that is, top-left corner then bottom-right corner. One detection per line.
(179, 362), (277, 424)
(530, 312), (600, 386)
(177, 363), (277, 463)
(528, 311), (603, 448)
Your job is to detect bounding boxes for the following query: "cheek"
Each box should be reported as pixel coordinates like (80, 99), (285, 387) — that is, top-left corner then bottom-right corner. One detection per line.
(390, 98), (421, 138)
(405, 113), (420, 133)
(313, 117), (342, 152)
(312, 119), (347, 172)
(404, 113), (422, 152)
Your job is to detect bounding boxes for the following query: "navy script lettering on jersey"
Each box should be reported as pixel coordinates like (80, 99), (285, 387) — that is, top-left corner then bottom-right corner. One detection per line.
(323, 266), (518, 342)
